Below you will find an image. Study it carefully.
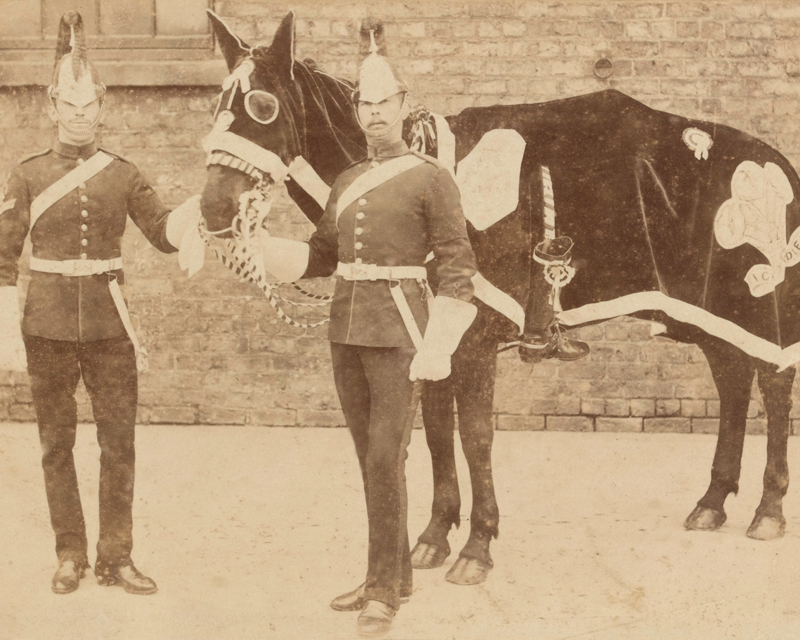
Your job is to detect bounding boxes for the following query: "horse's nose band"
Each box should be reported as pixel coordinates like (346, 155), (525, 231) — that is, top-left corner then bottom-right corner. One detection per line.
(207, 151), (263, 181)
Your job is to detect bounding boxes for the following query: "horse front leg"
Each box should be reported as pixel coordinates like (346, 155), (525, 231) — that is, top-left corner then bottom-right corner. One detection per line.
(410, 376), (460, 569)
(685, 338), (756, 531)
(446, 336), (499, 586)
(747, 363), (795, 540)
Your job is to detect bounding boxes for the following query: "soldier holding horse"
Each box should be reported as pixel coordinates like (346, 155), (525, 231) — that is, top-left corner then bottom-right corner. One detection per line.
(195, 7), (800, 627)
(200, 17), (479, 638)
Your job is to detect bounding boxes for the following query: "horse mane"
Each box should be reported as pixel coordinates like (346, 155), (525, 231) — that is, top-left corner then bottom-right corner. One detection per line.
(242, 44), (441, 223)
(248, 47), (366, 188)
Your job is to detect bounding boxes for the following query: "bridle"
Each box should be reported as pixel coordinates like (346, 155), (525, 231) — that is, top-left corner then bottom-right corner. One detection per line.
(201, 57), (333, 329)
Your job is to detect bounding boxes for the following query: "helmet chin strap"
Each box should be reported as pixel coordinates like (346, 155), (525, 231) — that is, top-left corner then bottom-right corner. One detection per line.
(49, 94), (105, 142)
(356, 93), (408, 141)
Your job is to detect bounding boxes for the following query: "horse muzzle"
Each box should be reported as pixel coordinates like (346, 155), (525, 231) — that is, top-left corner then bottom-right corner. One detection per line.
(200, 163), (269, 234)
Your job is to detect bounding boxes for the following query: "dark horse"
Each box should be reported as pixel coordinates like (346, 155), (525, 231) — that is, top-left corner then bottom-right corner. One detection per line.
(198, 11), (800, 585)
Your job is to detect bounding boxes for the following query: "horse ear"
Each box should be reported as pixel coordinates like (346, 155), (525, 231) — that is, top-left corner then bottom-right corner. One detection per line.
(208, 10), (251, 72)
(271, 11), (296, 80)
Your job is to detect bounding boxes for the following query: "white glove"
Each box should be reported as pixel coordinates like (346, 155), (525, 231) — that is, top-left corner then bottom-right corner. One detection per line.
(409, 350), (452, 382)
(0, 287), (27, 371)
(259, 235), (310, 283)
(409, 296), (477, 382)
(166, 194), (206, 277)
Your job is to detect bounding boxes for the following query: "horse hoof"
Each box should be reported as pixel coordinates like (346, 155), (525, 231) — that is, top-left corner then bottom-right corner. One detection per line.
(410, 542), (449, 570)
(747, 514), (786, 541)
(684, 505), (727, 531)
(445, 556), (492, 586)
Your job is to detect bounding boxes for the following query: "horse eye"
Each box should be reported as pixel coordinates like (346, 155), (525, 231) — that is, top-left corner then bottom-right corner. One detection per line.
(244, 91), (279, 125)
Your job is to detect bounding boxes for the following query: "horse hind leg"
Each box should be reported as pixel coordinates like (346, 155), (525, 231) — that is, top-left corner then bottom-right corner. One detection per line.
(747, 362), (795, 540)
(685, 337), (756, 531)
(446, 337), (499, 586)
(410, 377), (460, 570)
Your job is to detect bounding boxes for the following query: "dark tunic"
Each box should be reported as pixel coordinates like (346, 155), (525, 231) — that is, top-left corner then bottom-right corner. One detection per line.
(304, 139), (476, 347)
(0, 140), (176, 341)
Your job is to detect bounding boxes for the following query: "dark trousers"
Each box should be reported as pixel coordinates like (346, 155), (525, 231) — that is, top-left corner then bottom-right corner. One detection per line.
(330, 342), (417, 610)
(24, 334), (138, 567)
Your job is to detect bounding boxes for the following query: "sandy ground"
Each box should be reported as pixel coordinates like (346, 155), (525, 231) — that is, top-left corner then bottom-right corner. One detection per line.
(1, 424), (800, 640)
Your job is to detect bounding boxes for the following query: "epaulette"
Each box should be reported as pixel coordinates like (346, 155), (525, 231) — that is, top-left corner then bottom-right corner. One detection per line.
(98, 148), (129, 163)
(18, 149), (51, 164)
(410, 149), (446, 170)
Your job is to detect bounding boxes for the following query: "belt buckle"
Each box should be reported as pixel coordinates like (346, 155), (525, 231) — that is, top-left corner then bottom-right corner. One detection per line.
(350, 262), (369, 280)
(69, 259), (96, 277)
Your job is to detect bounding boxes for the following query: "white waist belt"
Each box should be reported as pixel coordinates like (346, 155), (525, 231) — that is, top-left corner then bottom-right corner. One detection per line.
(30, 257), (123, 277)
(337, 262), (427, 281)
(337, 261), (432, 351)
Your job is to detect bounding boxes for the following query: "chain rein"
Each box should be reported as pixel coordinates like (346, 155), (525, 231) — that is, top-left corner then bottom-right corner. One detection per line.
(199, 173), (332, 330)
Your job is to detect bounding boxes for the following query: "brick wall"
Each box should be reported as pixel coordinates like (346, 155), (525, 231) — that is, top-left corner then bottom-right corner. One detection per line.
(2, 0), (800, 433)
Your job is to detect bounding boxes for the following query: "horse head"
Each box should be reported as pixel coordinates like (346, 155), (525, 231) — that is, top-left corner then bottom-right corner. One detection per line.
(200, 11), (365, 234)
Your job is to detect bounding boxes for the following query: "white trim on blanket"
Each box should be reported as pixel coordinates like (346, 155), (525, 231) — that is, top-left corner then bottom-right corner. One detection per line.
(471, 271), (525, 334)
(557, 290), (800, 370)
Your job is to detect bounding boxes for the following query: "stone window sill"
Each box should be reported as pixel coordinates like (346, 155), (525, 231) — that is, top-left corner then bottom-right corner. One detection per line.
(0, 59), (228, 87)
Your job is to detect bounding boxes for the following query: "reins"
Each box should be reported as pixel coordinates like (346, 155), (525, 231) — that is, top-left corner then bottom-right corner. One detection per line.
(199, 175), (332, 330)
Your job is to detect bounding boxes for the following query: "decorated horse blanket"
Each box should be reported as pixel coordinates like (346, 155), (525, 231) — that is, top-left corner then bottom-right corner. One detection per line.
(437, 90), (800, 369)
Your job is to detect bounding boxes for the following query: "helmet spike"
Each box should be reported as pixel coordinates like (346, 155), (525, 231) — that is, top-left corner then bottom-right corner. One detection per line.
(355, 17), (407, 104)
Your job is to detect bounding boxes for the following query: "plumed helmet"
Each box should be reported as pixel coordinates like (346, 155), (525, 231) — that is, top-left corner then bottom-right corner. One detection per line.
(354, 18), (408, 104)
(49, 11), (105, 107)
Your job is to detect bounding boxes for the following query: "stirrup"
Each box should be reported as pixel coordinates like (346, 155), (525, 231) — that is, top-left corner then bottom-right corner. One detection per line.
(519, 323), (589, 363)
(518, 333), (554, 364)
(550, 323), (590, 361)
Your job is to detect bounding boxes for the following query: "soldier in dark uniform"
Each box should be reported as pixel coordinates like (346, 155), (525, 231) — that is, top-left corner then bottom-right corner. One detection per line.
(0, 12), (200, 595)
(254, 19), (477, 638)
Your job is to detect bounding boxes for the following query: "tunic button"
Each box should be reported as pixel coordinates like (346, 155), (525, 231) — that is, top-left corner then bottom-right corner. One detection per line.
(81, 224), (88, 232)
(81, 238), (88, 246)
(80, 253), (87, 260)
(354, 242), (363, 250)
(81, 210), (88, 217)
(355, 228), (363, 235)
(80, 195), (88, 203)
(358, 198), (367, 206)
(355, 258), (362, 264)
(77, 158), (84, 165)
(79, 183), (86, 190)
(356, 212), (365, 220)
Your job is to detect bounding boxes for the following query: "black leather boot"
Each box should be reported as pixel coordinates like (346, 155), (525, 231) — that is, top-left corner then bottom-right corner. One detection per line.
(519, 236), (590, 363)
(519, 327), (589, 363)
(51, 556), (89, 594)
(331, 582), (410, 611)
(95, 559), (157, 595)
